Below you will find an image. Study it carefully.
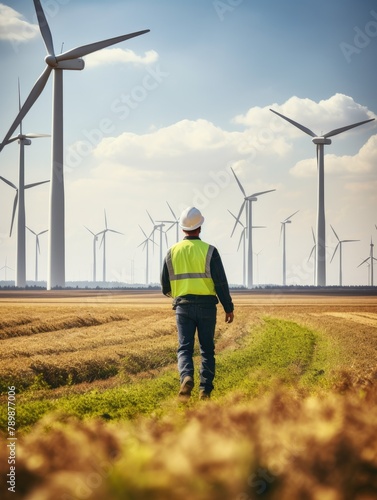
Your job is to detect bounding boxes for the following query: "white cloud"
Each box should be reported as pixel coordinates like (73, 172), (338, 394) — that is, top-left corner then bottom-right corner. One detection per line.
(84, 48), (159, 68)
(233, 94), (376, 138)
(290, 134), (377, 177)
(0, 4), (38, 42)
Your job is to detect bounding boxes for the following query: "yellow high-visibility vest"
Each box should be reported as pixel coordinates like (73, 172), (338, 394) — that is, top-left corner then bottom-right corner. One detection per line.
(166, 239), (216, 297)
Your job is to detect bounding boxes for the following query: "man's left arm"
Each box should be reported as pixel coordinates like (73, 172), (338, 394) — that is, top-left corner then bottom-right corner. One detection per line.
(210, 248), (234, 322)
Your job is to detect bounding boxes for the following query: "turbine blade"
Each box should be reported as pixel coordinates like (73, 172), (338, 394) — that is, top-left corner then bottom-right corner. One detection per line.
(166, 201), (177, 220)
(18, 78), (22, 136)
(3, 136), (20, 146)
(108, 229), (123, 235)
(227, 209), (245, 228)
(10, 192), (18, 237)
(0, 176), (17, 190)
(24, 133), (50, 139)
(248, 189), (276, 198)
(33, 0), (55, 55)
(38, 230), (48, 236)
(324, 118), (375, 138)
(0, 66), (52, 152)
(146, 210), (155, 225)
(139, 225), (148, 239)
(358, 257), (369, 268)
(270, 109), (317, 137)
(26, 226), (37, 236)
(279, 223), (283, 244)
(283, 210), (299, 223)
(342, 239), (360, 243)
(57, 30), (150, 61)
(330, 243), (339, 263)
(25, 180), (49, 189)
(330, 224), (340, 242)
(230, 167), (246, 197)
(308, 246), (315, 262)
(237, 230), (244, 252)
(36, 236), (41, 254)
(311, 227), (316, 243)
(84, 226), (96, 237)
(231, 201), (246, 237)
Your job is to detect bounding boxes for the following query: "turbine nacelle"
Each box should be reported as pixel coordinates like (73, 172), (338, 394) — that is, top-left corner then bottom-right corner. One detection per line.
(45, 55), (85, 71)
(312, 137), (332, 145)
(19, 138), (32, 146)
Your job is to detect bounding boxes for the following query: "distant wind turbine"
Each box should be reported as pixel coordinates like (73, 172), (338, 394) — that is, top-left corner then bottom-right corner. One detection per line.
(138, 225), (156, 285)
(0, 0), (149, 290)
(280, 210), (299, 286)
(0, 81), (49, 287)
(97, 211), (123, 283)
(0, 175), (48, 287)
(270, 108), (374, 287)
(0, 258), (14, 282)
(358, 238), (377, 286)
(330, 225), (359, 286)
(26, 227), (48, 282)
(230, 166), (275, 288)
(147, 211), (167, 277)
(84, 226), (100, 282)
(228, 209), (265, 287)
(156, 202), (180, 244)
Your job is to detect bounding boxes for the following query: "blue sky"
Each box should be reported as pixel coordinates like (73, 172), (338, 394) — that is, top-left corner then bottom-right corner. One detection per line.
(0, 0), (376, 286)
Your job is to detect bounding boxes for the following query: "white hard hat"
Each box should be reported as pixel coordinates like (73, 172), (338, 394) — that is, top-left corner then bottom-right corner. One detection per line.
(179, 206), (204, 231)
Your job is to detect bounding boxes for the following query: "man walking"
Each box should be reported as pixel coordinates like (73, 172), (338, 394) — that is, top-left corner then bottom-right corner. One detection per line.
(161, 206), (234, 401)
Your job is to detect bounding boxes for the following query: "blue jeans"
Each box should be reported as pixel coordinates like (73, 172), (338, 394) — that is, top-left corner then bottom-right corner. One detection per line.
(175, 303), (217, 393)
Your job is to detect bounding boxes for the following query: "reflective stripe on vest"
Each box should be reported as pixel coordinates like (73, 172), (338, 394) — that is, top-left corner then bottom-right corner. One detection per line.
(166, 240), (216, 297)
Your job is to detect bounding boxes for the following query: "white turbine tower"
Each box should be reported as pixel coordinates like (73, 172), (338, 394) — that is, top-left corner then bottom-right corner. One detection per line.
(97, 211), (123, 284)
(270, 108), (374, 287)
(0, 0), (149, 290)
(26, 227), (48, 282)
(138, 225), (155, 286)
(84, 226), (100, 283)
(330, 225), (359, 286)
(358, 239), (376, 286)
(230, 167), (275, 289)
(280, 210), (299, 286)
(0, 175), (48, 287)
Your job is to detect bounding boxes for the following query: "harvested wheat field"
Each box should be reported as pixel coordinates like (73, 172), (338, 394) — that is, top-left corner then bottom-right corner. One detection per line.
(0, 289), (377, 500)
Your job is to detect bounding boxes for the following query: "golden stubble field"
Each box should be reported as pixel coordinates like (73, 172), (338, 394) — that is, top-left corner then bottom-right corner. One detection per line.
(0, 289), (376, 393)
(1, 290), (377, 500)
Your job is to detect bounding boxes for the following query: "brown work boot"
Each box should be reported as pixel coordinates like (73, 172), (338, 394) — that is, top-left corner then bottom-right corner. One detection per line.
(178, 376), (194, 401)
(199, 390), (211, 400)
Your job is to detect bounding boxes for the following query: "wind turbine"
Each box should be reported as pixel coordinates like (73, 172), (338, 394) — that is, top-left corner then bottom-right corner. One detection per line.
(0, 175), (48, 287)
(0, 258), (14, 282)
(228, 209), (265, 287)
(307, 227), (317, 286)
(280, 210), (299, 286)
(0, 81), (49, 287)
(84, 226), (100, 283)
(147, 211), (166, 277)
(230, 167), (275, 288)
(0, 0), (149, 290)
(330, 225), (359, 286)
(138, 225), (156, 285)
(26, 227), (48, 282)
(270, 108), (374, 287)
(358, 239), (376, 286)
(157, 202), (180, 244)
(97, 211), (123, 283)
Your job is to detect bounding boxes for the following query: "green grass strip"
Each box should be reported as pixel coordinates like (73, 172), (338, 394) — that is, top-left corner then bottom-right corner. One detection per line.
(0, 317), (333, 432)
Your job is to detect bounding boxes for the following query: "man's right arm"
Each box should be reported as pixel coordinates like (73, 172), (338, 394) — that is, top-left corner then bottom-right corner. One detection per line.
(160, 258), (172, 297)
